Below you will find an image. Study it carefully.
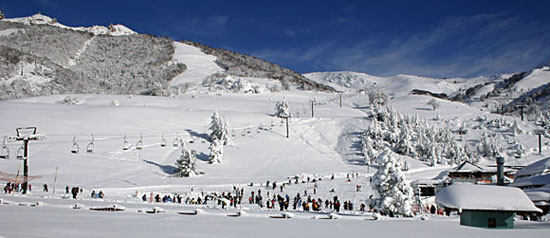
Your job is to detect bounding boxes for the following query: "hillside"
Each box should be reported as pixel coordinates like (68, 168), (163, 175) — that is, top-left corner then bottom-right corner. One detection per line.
(305, 67), (550, 122)
(0, 13), (335, 101)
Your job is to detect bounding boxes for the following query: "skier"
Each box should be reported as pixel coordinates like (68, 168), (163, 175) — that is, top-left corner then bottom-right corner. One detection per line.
(71, 187), (78, 199)
(43, 184), (48, 192)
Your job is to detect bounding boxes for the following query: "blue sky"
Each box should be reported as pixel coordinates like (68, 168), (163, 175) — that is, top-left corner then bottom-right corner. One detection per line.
(2, 0), (550, 78)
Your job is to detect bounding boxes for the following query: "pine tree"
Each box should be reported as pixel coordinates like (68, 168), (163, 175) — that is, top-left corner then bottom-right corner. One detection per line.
(208, 138), (224, 163)
(371, 150), (414, 217)
(209, 112), (230, 145)
(174, 148), (199, 177)
(274, 101), (290, 118)
(0, 9), (4, 20)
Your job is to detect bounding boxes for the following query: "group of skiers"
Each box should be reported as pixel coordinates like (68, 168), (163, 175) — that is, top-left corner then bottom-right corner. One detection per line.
(3, 182), (28, 194)
(90, 190), (104, 199)
(3, 182), (105, 201)
(241, 177), (367, 213)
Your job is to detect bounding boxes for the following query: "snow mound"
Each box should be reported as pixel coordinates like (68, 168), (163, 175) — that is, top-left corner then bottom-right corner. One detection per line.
(435, 184), (541, 212)
(57, 96), (83, 105)
(3, 13), (136, 36)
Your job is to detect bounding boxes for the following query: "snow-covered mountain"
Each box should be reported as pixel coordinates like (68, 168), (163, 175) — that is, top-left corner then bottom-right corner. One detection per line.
(0, 13), (335, 100)
(4, 13), (137, 36)
(305, 66), (550, 120)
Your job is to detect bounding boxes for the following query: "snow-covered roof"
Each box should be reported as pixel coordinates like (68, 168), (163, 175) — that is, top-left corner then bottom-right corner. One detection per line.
(511, 174), (550, 188)
(449, 161), (487, 173)
(514, 157), (550, 179)
(435, 184), (542, 212)
(524, 185), (550, 202)
(411, 178), (448, 187)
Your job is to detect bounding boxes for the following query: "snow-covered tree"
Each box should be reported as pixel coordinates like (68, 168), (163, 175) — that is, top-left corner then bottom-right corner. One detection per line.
(208, 138), (224, 163)
(371, 150), (414, 217)
(274, 100), (290, 118)
(209, 112), (230, 145)
(174, 148), (200, 177)
(0, 9), (5, 20)
(368, 89), (388, 106)
(514, 143), (528, 158)
(510, 120), (523, 135)
(457, 122), (468, 135)
(427, 98), (440, 111)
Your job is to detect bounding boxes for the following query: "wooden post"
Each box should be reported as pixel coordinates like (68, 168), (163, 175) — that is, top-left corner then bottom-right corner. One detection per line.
(339, 94), (342, 108)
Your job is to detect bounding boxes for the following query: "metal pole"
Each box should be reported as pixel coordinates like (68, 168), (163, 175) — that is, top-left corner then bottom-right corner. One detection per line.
(53, 166), (58, 194)
(539, 134), (542, 155)
(311, 101), (314, 118)
(520, 107), (524, 121)
(22, 139), (29, 194)
(285, 117), (289, 138)
(339, 94), (342, 108)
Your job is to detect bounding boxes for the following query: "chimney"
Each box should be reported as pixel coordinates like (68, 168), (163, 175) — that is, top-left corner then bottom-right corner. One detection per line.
(496, 156), (505, 186)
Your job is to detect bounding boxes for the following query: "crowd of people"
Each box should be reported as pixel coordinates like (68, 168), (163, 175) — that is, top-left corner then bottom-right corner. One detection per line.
(3, 173), (370, 215)
(133, 174), (369, 215)
(3, 182), (28, 193)
(2, 182), (106, 201)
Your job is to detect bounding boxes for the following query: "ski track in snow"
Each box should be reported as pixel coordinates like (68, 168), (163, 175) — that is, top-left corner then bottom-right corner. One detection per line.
(68, 36), (95, 66)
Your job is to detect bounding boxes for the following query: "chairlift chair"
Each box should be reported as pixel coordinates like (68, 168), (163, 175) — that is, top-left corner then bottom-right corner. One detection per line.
(122, 134), (130, 151)
(86, 134), (94, 153)
(173, 133), (179, 147)
(71, 135), (80, 154)
(160, 134), (167, 147)
(16, 145), (24, 160)
(0, 136), (9, 159)
(136, 134), (143, 150)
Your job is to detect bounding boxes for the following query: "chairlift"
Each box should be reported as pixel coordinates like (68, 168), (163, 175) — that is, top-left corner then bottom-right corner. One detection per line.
(136, 134), (143, 150)
(71, 135), (80, 154)
(122, 134), (130, 151)
(0, 136), (9, 159)
(160, 133), (167, 147)
(16, 145), (24, 160)
(87, 134), (94, 153)
(173, 133), (179, 147)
